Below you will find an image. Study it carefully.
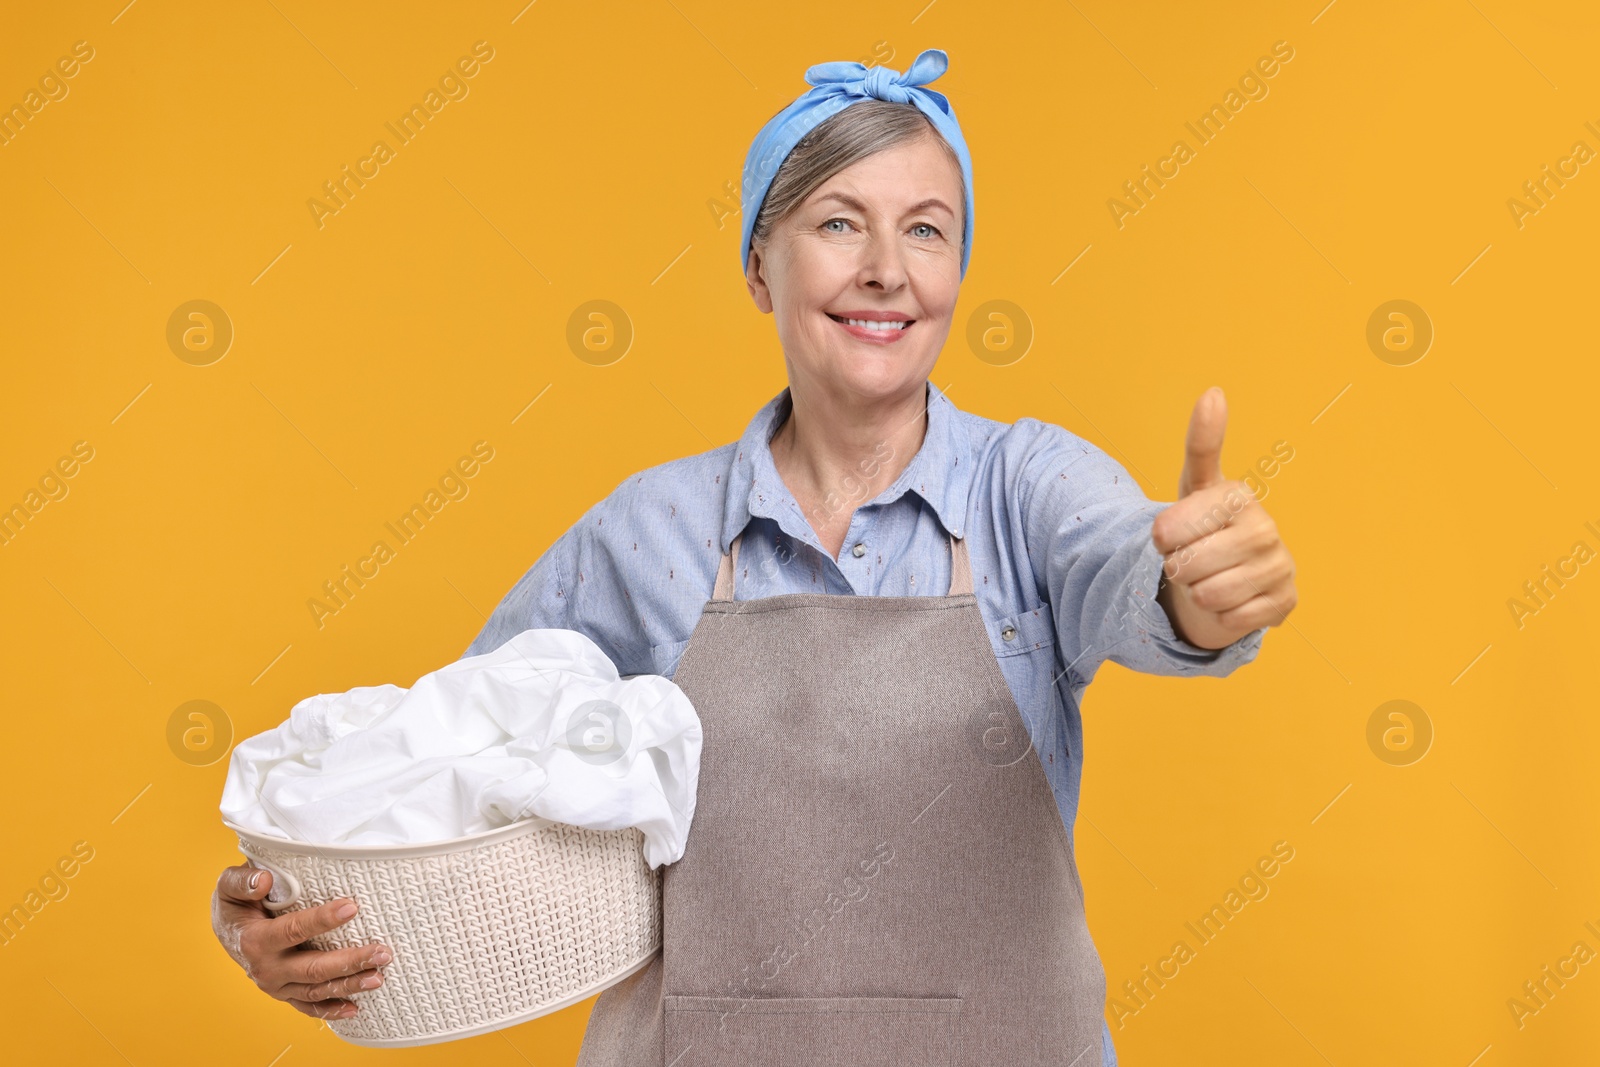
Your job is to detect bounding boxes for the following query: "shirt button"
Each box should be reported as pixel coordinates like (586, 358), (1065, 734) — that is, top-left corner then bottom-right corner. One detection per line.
(1001, 625), (1017, 642)
(851, 543), (866, 558)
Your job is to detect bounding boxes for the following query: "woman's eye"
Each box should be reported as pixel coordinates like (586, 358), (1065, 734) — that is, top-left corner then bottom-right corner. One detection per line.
(820, 218), (940, 238)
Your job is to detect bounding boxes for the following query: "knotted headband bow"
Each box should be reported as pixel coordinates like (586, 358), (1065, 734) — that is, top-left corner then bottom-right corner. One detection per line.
(739, 47), (976, 280)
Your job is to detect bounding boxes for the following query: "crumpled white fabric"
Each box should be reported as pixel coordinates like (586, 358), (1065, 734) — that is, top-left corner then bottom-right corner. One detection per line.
(218, 629), (701, 868)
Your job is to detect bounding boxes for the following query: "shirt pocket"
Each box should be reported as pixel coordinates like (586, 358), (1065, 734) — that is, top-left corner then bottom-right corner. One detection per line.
(664, 994), (961, 1066)
(986, 598), (1057, 661)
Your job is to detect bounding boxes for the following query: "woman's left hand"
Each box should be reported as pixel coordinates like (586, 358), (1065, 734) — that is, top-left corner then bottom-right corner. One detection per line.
(1151, 387), (1297, 651)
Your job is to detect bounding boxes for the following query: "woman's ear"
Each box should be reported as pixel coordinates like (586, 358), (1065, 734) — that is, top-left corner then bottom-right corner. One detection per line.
(745, 244), (774, 313)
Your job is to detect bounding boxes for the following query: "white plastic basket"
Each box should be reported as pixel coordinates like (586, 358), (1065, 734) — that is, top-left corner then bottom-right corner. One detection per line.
(225, 816), (661, 1048)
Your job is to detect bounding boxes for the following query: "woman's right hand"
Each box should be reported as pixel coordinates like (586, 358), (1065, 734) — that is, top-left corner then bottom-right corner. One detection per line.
(212, 863), (392, 1020)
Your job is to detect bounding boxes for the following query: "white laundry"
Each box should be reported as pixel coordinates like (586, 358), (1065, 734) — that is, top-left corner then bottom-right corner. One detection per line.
(218, 629), (701, 868)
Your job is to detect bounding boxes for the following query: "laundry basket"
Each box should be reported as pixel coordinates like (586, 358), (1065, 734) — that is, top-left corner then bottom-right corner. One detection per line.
(226, 816), (662, 1048)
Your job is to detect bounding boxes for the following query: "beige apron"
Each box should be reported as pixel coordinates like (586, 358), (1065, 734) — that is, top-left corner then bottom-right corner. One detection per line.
(576, 530), (1106, 1066)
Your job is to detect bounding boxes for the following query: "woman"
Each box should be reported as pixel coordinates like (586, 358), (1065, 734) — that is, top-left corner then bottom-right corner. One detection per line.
(211, 48), (1295, 1066)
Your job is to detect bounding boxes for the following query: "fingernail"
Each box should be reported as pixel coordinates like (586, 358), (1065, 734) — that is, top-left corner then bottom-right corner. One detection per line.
(248, 871), (262, 892)
(335, 902), (357, 921)
(371, 948), (392, 966)
(360, 975), (382, 989)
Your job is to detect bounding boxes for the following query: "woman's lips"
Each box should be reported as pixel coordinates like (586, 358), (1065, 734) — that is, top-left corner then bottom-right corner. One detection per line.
(826, 312), (915, 345)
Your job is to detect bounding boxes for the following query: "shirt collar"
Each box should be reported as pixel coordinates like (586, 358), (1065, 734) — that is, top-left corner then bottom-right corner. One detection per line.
(720, 379), (972, 555)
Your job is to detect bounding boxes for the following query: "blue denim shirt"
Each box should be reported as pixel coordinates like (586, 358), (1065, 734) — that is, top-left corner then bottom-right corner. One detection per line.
(464, 379), (1267, 1062)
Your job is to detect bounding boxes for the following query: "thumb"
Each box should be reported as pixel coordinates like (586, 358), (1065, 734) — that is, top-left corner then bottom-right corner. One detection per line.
(1178, 386), (1227, 498)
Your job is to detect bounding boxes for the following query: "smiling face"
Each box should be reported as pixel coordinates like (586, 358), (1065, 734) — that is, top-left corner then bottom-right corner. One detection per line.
(745, 132), (964, 408)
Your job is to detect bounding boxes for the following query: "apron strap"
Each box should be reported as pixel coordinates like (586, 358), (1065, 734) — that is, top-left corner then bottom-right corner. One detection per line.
(713, 528), (974, 600)
(947, 532), (973, 596)
(712, 532), (741, 601)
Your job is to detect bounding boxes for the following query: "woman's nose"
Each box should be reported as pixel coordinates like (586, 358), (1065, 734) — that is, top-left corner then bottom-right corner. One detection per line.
(857, 227), (908, 289)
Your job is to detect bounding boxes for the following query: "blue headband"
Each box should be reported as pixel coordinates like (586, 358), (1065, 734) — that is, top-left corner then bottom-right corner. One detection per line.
(739, 48), (975, 281)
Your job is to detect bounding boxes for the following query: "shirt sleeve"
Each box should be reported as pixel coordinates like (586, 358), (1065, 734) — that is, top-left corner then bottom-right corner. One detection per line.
(460, 520), (578, 660)
(1019, 420), (1267, 687)
(458, 483), (657, 676)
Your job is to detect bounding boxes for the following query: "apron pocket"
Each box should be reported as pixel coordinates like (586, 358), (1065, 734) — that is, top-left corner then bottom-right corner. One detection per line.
(664, 994), (961, 1066)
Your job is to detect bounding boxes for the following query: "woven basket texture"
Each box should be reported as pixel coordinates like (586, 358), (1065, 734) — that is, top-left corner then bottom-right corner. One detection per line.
(236, 820), (661, 1046)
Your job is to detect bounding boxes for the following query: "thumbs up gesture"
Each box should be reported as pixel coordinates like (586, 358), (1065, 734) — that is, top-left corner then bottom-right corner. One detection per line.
(1149, 387), (1297, 650)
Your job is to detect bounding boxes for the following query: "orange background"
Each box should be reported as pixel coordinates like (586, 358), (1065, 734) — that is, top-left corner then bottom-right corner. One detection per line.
(2, 1), (1596, 1064)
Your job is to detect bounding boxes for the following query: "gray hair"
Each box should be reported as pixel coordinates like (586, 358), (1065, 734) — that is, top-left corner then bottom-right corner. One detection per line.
(748, 100), (965, 263)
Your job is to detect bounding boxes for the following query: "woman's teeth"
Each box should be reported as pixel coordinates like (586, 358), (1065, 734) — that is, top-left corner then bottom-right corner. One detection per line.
(829, 315), (911, 331)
